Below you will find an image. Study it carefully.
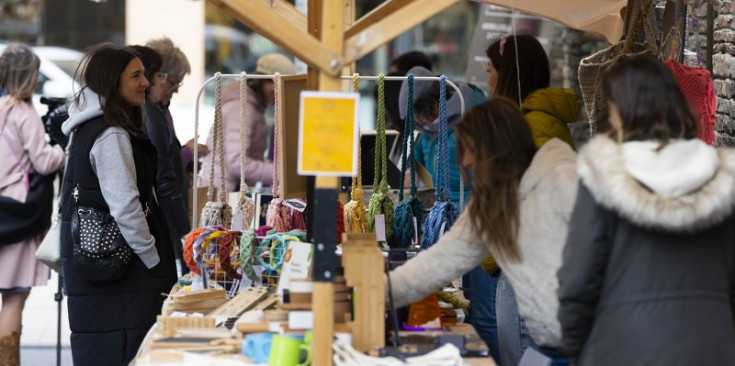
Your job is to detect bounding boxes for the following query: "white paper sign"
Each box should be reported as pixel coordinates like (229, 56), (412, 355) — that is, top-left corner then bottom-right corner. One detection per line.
(276, 241), (315, 302)
(412, 217), (419, 244)
(231, 212), (244, 231)
(283, 199), (307, 213)
(375, 214), (387, 242)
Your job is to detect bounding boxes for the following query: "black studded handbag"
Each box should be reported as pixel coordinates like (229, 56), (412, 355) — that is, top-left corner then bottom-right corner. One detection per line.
(70, 184), (135, 282)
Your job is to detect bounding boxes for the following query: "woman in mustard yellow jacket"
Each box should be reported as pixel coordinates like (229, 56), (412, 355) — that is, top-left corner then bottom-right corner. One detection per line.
(486, 35), (579, 149)
(483, 34), (579, 366)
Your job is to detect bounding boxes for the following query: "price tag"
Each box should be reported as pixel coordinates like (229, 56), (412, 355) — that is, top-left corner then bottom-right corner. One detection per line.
(412, 217), (419, 244)
(375, 214), (387, 242)
(284, 199), (307, 213)
(439, 222), (447, 239)
(231, 212), (244, 231)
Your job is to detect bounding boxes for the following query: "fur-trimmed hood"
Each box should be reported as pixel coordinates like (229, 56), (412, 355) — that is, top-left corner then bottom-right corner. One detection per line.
(577, 135), (735, 232)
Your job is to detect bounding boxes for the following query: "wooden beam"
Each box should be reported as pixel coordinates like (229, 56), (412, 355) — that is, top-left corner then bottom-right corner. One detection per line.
(212, 0), (342, 75)
(311, 1), (345, 365)
(344, 0), (414, 39)
(343, 0), (460, 64)
(307, 0), (323, 90)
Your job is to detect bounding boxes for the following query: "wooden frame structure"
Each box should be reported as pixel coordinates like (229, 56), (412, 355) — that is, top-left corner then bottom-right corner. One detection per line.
(204, 1), (470, 363)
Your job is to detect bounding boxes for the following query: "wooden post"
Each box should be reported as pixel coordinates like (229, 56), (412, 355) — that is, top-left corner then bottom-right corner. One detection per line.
(342, 233), (385, 353)
(310, 2), (345, 365)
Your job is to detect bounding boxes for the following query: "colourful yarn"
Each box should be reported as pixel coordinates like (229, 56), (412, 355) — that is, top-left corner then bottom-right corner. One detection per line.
(184, 227), (209, 275)
(367, 73), (395, 243)
(391, 73), (424, 248)
(344, 73), (369, 234)
(421, 75), (458, 249)
(336, 199), (345, 244)
(258, 233), (287, 272)
(239, 229), (258, 281)
(214, 230), (241, 280)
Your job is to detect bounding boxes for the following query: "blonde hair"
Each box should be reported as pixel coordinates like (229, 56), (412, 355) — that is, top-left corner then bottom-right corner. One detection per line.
(145, 37), (191, 76)
(0, 43), (40, 102)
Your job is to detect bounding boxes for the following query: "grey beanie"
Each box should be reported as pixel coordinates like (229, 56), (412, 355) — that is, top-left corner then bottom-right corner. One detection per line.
(398, 66), (436, 120)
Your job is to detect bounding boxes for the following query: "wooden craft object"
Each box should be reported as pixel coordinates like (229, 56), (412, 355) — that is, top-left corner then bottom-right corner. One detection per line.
(281, 302), (313, 311)
(252, 294), (279, 311)
(170, 298), (230, 312)
(156, 316), (216, 338)
(170, 288), (227, 303)
(236, 321), (277, 334)
(208, 287), (268, 317)
(341, 233), (385, 352)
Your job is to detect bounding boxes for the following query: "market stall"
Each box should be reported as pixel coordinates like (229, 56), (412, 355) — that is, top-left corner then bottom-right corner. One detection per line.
(132, 0), (718, 365)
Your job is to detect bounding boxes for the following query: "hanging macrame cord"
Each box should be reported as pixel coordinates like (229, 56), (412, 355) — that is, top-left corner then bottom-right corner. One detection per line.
(265, 73), (292, 232)
(343, 73), (368, 233)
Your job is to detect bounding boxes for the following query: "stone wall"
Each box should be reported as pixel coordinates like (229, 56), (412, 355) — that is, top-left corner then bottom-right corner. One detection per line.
(714, 0), (735, 146)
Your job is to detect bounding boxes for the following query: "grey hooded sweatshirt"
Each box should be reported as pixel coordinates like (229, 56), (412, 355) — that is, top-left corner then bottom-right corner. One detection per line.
(62, 88), (159, 268)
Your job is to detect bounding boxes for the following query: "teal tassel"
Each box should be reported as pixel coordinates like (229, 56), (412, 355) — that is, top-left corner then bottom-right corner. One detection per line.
(391, 73), (423, 248)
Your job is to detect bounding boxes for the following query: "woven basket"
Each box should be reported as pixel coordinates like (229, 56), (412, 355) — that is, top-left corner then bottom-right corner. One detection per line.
(579, 0), (659, 134)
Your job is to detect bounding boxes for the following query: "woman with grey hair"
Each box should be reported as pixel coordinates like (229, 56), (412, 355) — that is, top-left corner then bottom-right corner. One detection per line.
(146, 37), (208, 184)
(0, 44), (64, 366)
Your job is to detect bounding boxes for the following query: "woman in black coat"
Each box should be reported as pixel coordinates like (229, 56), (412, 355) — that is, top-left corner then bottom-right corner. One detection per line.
(557, 54), (735, 366)
(59, 44), (177, 366)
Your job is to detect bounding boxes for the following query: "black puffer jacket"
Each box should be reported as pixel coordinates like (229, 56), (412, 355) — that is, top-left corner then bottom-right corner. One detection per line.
(558, 136), (735, 366)
(60, 117), (177, 366)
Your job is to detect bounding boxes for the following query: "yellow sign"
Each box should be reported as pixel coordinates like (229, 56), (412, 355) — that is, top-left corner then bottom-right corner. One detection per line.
(298, 91), (359, 176)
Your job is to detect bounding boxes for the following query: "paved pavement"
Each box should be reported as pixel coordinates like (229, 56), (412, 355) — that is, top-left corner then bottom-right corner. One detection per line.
(14, 271), (73, 365)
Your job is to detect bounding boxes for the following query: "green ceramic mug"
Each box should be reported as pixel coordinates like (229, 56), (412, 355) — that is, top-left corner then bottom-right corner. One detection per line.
(268, 334), (312, 366)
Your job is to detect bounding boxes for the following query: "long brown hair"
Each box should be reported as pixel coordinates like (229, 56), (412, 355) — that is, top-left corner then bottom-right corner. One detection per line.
(602, 54), (697, 146)
(454, 97), (537, 262)
(75, 43), (145, 135)
(486, 35), (550, 104)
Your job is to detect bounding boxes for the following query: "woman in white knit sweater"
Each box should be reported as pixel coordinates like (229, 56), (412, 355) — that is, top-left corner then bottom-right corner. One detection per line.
(390, 97), (578, 363)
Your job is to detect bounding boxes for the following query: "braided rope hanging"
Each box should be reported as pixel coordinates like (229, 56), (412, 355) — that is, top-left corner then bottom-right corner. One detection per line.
(200, 72), (233, 227)
(367, 74), (395, 245)
(421, 75), (459, 249)
(390, 73), (424, 248)
(233, 71), (256, 231)
(343, 73), (368, 234)
(265, 73), (293, 232)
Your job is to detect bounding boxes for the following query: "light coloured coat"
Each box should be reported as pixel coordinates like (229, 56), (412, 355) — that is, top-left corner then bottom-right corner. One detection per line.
(390, 138), (578, 347)
(0, 96), (64, 288)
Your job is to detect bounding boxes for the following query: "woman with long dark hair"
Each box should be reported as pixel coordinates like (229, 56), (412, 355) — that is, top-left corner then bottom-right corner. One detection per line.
(0, 44), (64, 366)
(59, 43), (177, 365)
(390, 97), (578, 365)
(486, 34), (578, 148)
(558, 54), (735, 366)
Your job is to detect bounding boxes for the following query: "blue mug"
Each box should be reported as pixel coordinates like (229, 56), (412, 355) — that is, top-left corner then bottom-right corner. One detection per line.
(242, 332), (274, 364)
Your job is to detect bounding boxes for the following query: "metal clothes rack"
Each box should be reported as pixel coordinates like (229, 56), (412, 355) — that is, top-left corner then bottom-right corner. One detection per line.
(340, 75), (467, 212)
(190, 73), (469, 229)
(192, 74), (277, 228)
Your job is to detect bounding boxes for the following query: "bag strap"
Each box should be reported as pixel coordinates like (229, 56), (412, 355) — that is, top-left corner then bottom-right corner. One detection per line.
(350, 74), (363, 196)
(374, 74), (388, 195)
(272, 72), (282, 198)
(622, 0), (658, 55)
(239, 71), (249, 197)
(436, 75), (450, 202)
(398, 74), (417, 202)
(208, 72), (225, 203)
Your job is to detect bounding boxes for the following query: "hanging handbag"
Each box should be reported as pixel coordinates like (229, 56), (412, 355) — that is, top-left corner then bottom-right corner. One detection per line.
(578, 0), (658, 134)
(70, 184), (135, 282)
(0, 111), (56, 245)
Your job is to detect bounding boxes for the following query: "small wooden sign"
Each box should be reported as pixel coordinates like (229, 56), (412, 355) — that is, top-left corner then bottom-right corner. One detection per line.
(298, 91), (360, 176)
